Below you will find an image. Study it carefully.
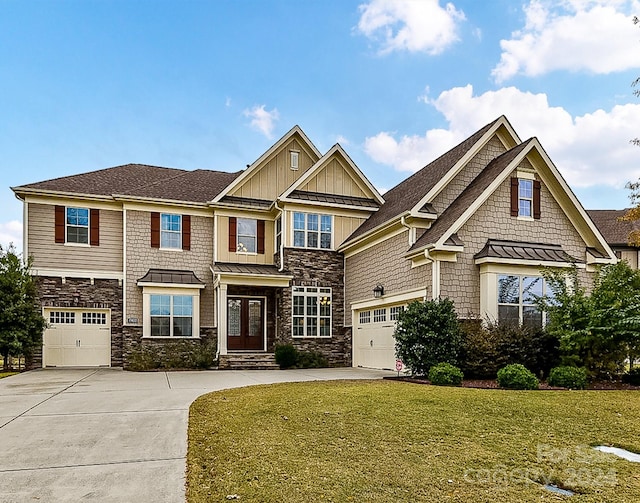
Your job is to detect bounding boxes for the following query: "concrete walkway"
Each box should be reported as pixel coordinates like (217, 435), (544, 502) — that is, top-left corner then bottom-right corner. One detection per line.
(0, 367), (393, 502)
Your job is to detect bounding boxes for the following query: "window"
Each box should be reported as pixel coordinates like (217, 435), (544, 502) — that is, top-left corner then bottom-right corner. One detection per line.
(66, 207), (89, 244)
(49, 311), (75, 324)
(290, 150), (299, 170)
(276, 216), (282, 251)
(150, 294), (193, 336)
(82, 312), (107, 325)
(518, 179), (533, 217)
(237, 218), (257, 253)
(293, 212), (332, 249)
(161, 214), (181, 249)
(292, 286), (331, 337)
(373, 308), (386, 323)
(511, 177), (540, 219)
(390, 306), (404, 321)
(497, 275), (551, 329)
(359, 311), (371, 324)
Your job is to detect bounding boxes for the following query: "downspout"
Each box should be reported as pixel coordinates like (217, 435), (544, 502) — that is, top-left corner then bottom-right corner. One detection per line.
(274, 200), (285, 272)
(400, 215), (413, 246)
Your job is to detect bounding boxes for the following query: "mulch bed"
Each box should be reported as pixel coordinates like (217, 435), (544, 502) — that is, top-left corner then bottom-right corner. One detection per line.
(384, 376), (640, 390)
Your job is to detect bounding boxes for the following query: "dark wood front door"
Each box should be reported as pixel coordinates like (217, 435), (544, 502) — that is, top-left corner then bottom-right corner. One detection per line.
(227, 297), (264, 350)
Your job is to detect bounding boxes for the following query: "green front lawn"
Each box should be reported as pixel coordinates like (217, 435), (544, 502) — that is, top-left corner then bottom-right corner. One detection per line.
(0, 372), (17, 379)
(187, 381), (640, 502)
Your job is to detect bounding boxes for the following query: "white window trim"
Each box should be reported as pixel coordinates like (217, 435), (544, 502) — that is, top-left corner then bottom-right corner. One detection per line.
(518, 179), (534, 218)
(160, 213), (182, 250)
(292, 286), (332, 338)
(142, 285), (201, 338)
(290, 150), (300, 170)
(236, 217), (258, 255)
(66, 206), (90, 245)
(292, 212), (333, 250)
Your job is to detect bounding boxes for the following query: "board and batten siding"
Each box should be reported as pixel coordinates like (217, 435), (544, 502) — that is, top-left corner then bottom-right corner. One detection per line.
(282, 211), (367, 249)
(299, 157), (370, 199)
(217, 216), (275, 265)
(28, 203), (123, 272)
(231, 138), (317, 201)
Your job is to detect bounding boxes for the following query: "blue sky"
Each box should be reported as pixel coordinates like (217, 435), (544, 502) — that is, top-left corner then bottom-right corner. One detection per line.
(3, 0), (640, 251)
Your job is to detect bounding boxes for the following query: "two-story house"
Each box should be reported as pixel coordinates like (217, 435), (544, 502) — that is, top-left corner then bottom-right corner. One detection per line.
(12, 126), (383, 369)
(12, 116), (617, 371)
(587, 209), (640, 268)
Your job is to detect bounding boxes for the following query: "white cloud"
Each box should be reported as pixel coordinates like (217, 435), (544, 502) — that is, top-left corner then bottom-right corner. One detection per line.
(364, 84), (640, 190)
(0, 220), (23, 254)
(243, 105), (279, 138)
(336, 135), (351, 146)
(356, 0), (465, 55)
(493, 0), (640, 82)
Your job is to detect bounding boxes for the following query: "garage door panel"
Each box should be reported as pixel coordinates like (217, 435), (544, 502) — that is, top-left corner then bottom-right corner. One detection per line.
(43, 309), (111, 367)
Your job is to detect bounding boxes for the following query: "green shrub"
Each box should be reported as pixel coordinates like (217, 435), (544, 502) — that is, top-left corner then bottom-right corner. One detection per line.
(275, 344), (298, 369)
(297, 350), (329, 369)
(127, 339), (217, 371)
(460, 319), (559, 379)
(428, 362), (464, 386)
(497, 363), (539, 390)
(548, 366), (588, 389)
(622, 367), (640, 385)
(394, 298), (462, 377)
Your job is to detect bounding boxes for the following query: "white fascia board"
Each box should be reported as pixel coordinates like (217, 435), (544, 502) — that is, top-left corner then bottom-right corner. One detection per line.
(31, 268), (124, 280)
(136, 281), (206, 289)
(434, 144), (533, 249)
(12, 187), (114, 203)
(113, 194), (208, 210)
(278, 196), (380, 213)
(211, 126), (321, 204)
(410, 116), (520, 216)
(339, 213), (410, 253)
(527, 137), (618, 261)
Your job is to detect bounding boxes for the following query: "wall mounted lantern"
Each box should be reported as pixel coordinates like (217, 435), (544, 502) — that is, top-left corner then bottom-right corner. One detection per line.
(373, 284), (384, 298)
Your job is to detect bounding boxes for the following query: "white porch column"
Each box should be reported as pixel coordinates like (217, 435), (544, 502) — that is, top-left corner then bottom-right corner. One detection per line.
(218, 283), (228, 356)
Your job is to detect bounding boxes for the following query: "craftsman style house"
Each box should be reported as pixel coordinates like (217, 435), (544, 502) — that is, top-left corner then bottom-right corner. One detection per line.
(12, 116), (616, 370)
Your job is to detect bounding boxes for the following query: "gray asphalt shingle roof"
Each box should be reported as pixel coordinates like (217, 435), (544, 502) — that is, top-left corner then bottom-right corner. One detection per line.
(586, 209), (638, 246)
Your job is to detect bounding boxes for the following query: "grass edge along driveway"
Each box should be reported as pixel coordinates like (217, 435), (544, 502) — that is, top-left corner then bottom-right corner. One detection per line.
(187, 380), (640, 502)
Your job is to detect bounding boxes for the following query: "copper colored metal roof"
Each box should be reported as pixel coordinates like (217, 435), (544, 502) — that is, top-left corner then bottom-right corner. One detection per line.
(474, 240), (580, 263)
(212, 263), (291, 277)
(288, 190), (380, 208)
(137, 269), (205, 285)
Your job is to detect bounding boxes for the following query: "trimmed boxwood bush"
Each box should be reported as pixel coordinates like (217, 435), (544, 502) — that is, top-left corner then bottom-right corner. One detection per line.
(497, 363), (539, 390)
(275, 344), (298, 369)
(428, 362), (464, 386)
(548, 366), (588, 389)
(622, 367), (640, 386)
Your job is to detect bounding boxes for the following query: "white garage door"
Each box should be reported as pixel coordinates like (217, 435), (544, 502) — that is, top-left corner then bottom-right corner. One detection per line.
(43, 309), (111, 367)
(353, 307), (399, 370)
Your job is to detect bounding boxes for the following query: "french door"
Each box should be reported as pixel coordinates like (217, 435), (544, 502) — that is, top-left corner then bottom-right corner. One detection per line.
(227, 297), (264, 350)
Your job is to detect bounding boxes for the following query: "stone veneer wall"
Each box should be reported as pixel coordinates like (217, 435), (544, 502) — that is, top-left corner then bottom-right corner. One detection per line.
(344, 230), (431, 325)
(121, 326), (217, 369)
(440, 166), (591, 315)
(35, 276), (123, 368)
(278, 248), (351, 366)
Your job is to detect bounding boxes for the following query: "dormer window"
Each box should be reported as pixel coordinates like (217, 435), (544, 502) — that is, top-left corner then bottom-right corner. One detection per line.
(290, 150), (299, 170)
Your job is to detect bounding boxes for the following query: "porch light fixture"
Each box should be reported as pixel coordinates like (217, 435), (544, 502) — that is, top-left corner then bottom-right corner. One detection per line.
(373, 284), (384, 298)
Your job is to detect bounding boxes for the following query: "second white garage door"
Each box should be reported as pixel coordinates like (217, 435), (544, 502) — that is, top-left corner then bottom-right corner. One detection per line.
(43, 309), (111, 367)
(353, 306), (400, 370)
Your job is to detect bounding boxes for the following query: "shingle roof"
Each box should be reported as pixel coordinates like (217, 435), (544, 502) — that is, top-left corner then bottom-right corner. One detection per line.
(137, 269), (205, 285)
(410, 140), (533, 252)
(345, 117), (502, 243)
(13, 163), (242, 204)
(586, 209), (638, 246)
(474, 239), (579, 263)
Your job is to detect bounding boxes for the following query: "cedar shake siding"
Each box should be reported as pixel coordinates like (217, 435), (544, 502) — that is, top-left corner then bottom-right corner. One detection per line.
(440, 170), (590, 314)
(344, 230), (432, 326)
(124, 210), (214, 328)
(28, 203), (123, 273)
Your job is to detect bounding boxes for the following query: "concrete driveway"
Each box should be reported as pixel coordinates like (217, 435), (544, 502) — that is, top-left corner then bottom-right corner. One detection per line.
(0, 367), (393, 502)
